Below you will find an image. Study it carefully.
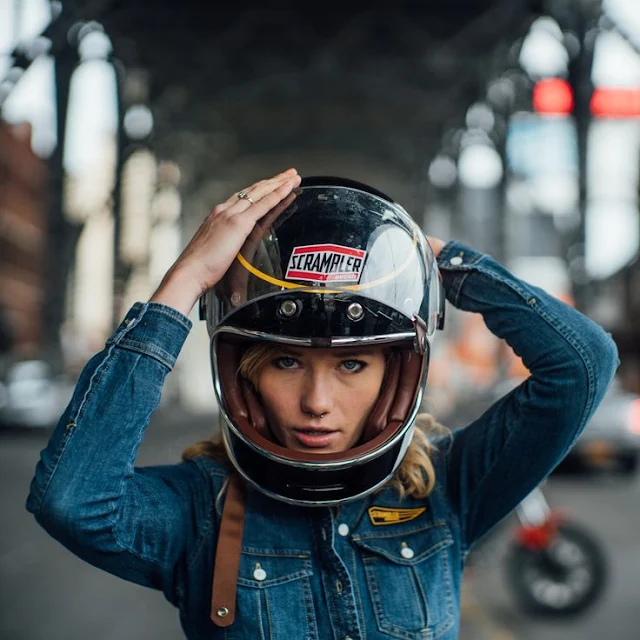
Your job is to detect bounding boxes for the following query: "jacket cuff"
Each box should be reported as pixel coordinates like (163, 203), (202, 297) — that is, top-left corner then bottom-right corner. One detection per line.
(436, 241), (491, 308)
(106, 302), (193, 370)
(436, 241), (485, 269)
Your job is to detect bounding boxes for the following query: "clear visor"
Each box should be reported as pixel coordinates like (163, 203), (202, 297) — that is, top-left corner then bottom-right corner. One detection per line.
(212, 187), (441, 335)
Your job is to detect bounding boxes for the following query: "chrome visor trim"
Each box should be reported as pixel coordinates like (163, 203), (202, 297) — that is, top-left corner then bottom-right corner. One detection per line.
(211, 325), (417, 347)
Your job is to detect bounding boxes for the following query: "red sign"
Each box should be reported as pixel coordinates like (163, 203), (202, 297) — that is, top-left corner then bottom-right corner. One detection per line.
(590, 87), (640, 118)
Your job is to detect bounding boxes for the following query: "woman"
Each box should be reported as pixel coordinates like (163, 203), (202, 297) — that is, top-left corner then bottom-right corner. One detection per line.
(27, 169), (618, 640)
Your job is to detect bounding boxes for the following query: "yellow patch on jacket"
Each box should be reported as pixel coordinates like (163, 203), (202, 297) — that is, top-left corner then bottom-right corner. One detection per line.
(368, 506), (426, 526)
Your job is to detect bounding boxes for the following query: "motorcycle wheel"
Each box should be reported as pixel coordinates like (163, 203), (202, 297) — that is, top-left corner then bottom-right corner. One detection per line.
(505, 521), (607, 616)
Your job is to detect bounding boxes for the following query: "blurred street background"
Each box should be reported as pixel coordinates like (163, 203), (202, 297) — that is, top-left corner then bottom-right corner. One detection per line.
(1, 1), (640, 638)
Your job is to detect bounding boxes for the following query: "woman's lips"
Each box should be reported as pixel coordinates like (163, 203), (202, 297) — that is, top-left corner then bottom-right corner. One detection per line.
(292, 428), (339, 448)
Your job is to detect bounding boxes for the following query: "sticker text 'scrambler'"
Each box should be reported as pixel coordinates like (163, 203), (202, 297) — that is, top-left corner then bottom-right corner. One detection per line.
(286, 244), (367, 283)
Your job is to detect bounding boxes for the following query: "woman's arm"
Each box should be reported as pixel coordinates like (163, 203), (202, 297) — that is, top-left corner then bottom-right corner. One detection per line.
(435, 241), (619, 550)
(26, 303), (212, 601)
(26, 169), (302, 599)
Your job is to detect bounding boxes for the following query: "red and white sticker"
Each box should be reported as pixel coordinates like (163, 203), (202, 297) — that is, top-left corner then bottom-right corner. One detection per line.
(285, 244), (367, 283)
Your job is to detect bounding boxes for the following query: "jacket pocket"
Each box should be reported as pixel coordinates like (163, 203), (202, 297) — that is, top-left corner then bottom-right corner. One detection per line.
(353, 521), (455, 640)
(232, 550), (318, 640)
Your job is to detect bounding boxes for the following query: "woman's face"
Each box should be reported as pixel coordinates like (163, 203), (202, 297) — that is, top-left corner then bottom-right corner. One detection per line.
(256, 346), (386, 453)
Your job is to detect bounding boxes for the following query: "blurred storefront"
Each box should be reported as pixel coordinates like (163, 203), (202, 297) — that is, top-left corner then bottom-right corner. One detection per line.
(0, 121), (47, 357)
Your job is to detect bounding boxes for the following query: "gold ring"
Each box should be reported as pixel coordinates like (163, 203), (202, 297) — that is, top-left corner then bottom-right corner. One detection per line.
(237, 190), (255, 204)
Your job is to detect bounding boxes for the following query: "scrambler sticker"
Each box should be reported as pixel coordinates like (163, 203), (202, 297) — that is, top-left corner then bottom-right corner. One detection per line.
(368, 506), (426, 526)
(285, 244), (366, 283)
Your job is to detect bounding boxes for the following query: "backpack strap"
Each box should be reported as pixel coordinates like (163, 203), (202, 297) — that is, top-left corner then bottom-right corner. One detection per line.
(210, 473), (246, 627)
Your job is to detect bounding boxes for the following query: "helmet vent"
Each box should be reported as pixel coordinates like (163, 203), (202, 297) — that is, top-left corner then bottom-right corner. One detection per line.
(287, 483), (346, 493)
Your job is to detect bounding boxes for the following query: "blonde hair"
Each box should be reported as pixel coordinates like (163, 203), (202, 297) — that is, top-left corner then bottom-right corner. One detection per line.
(182, 343), (448, 499)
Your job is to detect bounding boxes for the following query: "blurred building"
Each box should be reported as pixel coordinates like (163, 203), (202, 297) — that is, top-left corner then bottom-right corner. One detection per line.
(62, 140), (210, 408)
(61, 132), (117, 366)
(0, 121), (48, 356)
(590, 258), (640, 393)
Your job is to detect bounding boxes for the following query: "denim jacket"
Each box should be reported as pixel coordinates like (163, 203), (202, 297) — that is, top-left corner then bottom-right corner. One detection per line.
(26, 241), (619, 640)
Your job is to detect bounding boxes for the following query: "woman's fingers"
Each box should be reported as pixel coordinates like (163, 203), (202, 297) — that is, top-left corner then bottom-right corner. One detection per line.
(217, 168), (298, 213)
(182, 172), (299, 284)
(234, 172), (300, 216)
(149, 169), (301, 314)
(245, 174), (301, 222)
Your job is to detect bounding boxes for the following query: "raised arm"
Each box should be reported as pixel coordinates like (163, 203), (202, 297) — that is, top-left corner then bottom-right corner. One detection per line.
(434, 242), (619, 550)
(26, 304), (209, 600)
(26, 169), (302, 598)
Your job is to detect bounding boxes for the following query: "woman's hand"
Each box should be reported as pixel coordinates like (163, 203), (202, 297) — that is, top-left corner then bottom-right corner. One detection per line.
(150, 168), (302, 316)
(425, 235), (446, 258)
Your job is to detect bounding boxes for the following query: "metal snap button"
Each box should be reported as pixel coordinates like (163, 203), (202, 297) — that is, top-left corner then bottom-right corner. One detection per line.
(450, 255), (463, 266)
(279, 299), (298, 317)
(216, 606), (229, 618)
(253, 564), (267, 581)
(338, 523), (350, 537)
(400, 543), (415, 559)
(346, 302), (364, 321)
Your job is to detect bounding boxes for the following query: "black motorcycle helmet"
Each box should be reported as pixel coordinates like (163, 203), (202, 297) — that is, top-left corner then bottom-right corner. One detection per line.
(200, 176), (445, 506)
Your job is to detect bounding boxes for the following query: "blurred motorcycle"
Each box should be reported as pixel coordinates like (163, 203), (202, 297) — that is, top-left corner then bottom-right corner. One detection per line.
(468, 485), (608, 617)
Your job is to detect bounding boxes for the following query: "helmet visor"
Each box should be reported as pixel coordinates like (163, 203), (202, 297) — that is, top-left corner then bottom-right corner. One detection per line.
(211, 184), (441, 339)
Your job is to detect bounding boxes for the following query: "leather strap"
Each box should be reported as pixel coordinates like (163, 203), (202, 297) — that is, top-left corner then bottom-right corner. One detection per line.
(210, 473), (246, 627)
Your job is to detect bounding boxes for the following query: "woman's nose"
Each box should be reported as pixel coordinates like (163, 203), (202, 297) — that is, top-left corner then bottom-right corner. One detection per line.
(299, 371), (333, 417)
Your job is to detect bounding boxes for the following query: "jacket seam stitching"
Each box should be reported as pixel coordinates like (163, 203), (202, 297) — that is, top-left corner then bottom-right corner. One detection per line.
(116, 339), (176, 369)
(451, 271), (473, 307)
(186, 460), (221, 569)
(35, 344), (118, 512)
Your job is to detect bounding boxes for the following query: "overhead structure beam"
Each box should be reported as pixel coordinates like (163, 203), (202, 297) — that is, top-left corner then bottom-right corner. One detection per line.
(0, 0), (114, 108)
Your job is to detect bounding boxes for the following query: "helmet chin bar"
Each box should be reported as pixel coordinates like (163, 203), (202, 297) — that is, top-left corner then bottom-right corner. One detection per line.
(210, 329), (428, 506)
(221, 423), (416, 506)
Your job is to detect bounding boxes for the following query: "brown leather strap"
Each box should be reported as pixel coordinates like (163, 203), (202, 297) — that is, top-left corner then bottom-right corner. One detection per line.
(210, 473), (246, 627)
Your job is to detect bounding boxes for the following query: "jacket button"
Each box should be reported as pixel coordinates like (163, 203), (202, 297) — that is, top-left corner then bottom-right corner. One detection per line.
(450, 255), (463, 266)
(216, 607), (229, 618)
(338, 523), (350, 536)
(253, 564), (267, 581)
(400, 544), (415, 559)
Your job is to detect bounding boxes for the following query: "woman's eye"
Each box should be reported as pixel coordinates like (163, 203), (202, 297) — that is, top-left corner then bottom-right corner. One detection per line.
(274, 357), (299, 370)
(340, 359), (366, 373)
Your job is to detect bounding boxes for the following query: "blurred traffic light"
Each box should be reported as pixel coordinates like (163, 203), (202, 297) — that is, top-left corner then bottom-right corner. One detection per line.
(532, 78), (574, 116)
